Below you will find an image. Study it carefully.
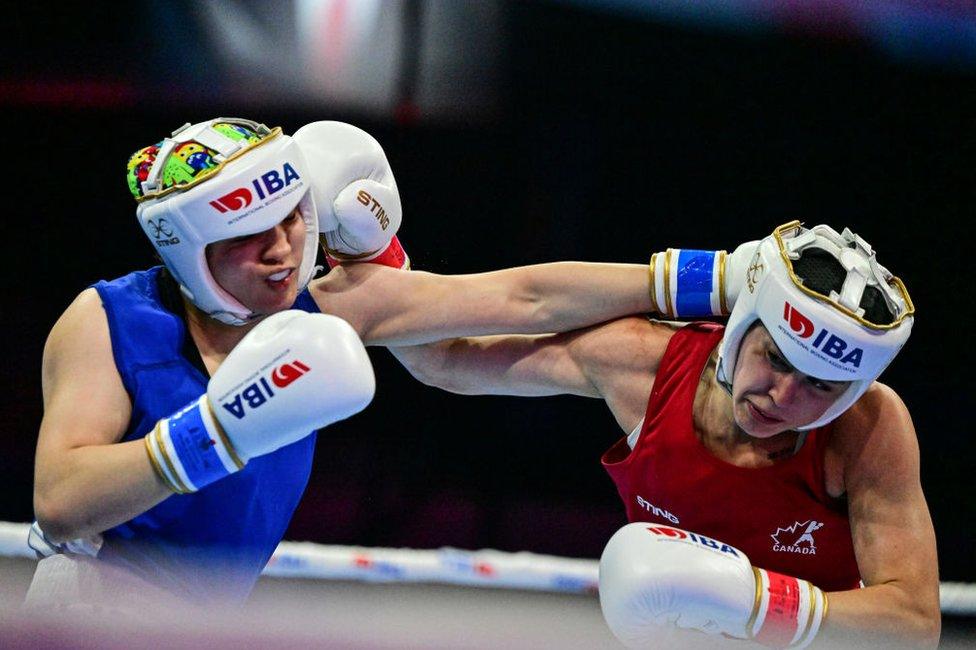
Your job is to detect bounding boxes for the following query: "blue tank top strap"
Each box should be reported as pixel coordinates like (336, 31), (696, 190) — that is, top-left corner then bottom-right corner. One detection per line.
(292, 284), (320, 315)
(93, 267), (188, 397)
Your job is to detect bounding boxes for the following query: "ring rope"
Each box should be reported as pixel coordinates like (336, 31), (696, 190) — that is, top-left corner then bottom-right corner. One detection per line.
(1, 521), (972, 613)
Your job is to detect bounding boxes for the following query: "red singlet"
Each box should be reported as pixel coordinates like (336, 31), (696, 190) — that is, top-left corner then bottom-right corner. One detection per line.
(602, 322), (861, 592)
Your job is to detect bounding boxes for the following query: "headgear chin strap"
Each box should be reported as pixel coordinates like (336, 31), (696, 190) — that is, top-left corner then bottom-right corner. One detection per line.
(127, 118), (319, 325)
(716, 221), (914, 430)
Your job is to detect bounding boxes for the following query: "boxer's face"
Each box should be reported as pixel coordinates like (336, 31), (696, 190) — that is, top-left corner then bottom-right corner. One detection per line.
(206, 207), (306, 316)
(730, 324), (849, 437)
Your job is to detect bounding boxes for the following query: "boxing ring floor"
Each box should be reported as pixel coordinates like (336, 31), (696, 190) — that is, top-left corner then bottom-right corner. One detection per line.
(0, 554), (618, 649)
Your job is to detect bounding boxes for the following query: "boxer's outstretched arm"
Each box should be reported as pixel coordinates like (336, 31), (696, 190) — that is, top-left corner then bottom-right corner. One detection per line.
(313, 261), (656, 346)
(389, 317), (675, 435)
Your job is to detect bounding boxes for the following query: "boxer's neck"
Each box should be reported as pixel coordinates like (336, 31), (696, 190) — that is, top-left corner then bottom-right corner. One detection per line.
(183, 296), (263, 373)
(693, 357), (802, 467)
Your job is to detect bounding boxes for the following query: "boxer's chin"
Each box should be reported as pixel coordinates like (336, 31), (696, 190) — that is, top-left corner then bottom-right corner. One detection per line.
(733, 399), (789, 438)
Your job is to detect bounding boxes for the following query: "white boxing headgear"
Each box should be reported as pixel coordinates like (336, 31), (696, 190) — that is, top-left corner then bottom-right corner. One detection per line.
(127, 118), (319, 325)
(716, 221), (915, 430)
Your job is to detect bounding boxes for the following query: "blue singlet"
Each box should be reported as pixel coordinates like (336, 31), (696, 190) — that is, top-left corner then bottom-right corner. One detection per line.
(92, 266), (319, 604)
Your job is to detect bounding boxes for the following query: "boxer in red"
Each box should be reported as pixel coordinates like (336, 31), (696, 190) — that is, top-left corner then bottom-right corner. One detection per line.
(394, 222), (938, 648)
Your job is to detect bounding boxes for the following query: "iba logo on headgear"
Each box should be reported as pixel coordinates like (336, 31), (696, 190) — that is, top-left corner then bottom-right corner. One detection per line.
(209, 162), (302, 214)
(210, 188), (252, 213)
(782, 301), (864, 368)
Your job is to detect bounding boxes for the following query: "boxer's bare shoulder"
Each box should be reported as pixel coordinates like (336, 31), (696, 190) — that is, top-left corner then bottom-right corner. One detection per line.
(42, 288), (127, 415)
(825, 381), (916, 497)
(565, 316), (679, 431)
(570, 316), (677, 377)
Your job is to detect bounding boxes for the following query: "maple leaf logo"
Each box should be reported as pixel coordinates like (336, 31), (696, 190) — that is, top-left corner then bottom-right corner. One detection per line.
(771, 520), (823, 549)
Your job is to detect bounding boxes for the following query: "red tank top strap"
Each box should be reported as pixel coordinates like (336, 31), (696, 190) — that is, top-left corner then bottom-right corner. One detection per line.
(797, 424), (836, 503)
(602, 322), (722, 466)
(643, 322), (725, 433)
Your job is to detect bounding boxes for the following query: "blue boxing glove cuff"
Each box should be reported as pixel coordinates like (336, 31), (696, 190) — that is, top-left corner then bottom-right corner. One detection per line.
(648, 248), (729, 318)
(144, 396), (246, 493)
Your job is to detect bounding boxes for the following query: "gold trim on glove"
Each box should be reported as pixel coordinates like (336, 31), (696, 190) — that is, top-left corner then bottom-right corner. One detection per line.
(145, 424), (190, 494)
(319, 234), (381, 261)
(718, 250), (729, 316)
(796, 581), (818, 647)
(154, 424), (193, 494)
(145, 433), (181, 494)
(663, 248), (675, 318)
(746, 566), (764, 638)
(204, 397), (246, 470)
(648, 253), (661, 314)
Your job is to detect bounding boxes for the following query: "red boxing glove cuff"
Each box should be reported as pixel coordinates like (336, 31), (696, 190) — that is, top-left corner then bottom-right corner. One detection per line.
(749, 568), (828, 649)
(325, 235), (410, 270)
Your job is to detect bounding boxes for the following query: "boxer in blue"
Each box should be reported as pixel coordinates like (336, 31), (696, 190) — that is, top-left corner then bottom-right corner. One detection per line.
(28, 118), (663, 612)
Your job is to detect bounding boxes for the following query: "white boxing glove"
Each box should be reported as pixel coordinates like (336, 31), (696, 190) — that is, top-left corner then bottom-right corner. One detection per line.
(145, 311), (375, 493)
(724, 239), (761, 310)
(647, 240), (760, 318)
(599, 523), (827, 649)
(293, 121), (408, 269)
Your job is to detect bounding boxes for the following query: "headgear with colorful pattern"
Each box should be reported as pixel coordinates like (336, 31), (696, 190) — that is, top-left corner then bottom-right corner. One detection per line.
(127, 117), (318, 325)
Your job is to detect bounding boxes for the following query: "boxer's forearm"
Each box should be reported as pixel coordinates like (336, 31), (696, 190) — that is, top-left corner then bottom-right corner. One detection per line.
(506, 262), (653, 331)
(390, 334), (600, 398)
(399, 261), (655, 339)
(322, 262), (654, 346)
(820, 585), (941, 648)
(34, 438), (173, 542)
(369, 261), (653, 341)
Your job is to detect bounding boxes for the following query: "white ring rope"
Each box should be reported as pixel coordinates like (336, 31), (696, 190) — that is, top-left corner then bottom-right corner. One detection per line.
(1, 521), (972, 614)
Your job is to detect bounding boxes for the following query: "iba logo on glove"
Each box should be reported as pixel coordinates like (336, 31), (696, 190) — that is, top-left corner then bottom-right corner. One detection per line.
(646, 525), (740, 558)
(220, 360), (311, 420)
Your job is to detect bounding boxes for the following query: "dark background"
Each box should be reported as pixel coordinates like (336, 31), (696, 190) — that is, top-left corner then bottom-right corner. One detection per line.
(1, 1), (974, 586)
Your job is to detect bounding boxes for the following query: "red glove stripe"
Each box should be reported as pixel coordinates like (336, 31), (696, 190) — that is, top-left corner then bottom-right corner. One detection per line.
(326, 236), (409, 270)
(370, 236), (409, 269)
(754, 569), (801, 648)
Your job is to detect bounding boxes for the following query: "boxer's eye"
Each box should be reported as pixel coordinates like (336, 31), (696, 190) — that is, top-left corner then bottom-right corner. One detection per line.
(806, 377), (832, 392)
(766, 350), (791, 372)
(806, 376), (847, 394)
